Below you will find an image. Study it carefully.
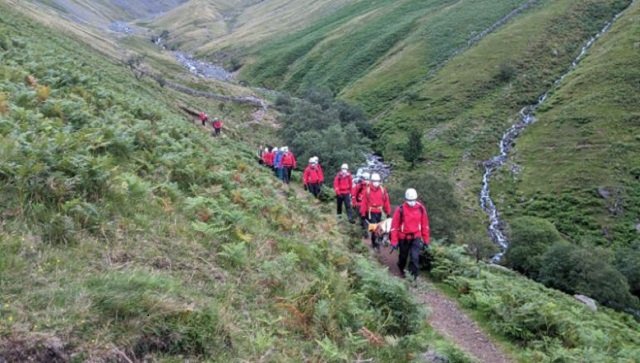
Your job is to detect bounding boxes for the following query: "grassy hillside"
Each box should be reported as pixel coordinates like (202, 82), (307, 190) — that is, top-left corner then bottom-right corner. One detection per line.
(241, 0), (534, 113)
(140, 0), (354, 54)
(491, 1), (640, 247)
(29, 0), (188, 25)
(370, 0), (632, 221)
(0, 5), (472, 361)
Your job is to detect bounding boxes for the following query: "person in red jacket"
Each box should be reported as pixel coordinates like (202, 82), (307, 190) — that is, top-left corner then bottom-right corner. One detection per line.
(280, 146), (296, 184)
(199, 111), (209, 126)
(303, 157), (324, 198)
(359, 173), (391, 251)
(212, 117), (223, 136)
(261, 147), (271, 167)
(390, 188), (430, 281)
(352, 171), (370, 236)
(333, 164), (354, 223)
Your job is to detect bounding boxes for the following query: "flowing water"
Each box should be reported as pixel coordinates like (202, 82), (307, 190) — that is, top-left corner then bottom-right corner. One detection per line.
(480, 10), (626, 262)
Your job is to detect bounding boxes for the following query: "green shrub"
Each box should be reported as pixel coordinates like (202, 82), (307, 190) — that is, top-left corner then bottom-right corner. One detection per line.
(539, 242), (639, 311)
(352, 257), (425, 335)
(614, 241), (640, 297)
(276, 89), (372, 177)
(503, 216), (564, 277)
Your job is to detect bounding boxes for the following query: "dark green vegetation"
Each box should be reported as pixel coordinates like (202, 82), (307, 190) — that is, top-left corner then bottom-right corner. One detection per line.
(0, 6), (473, 361)
(431, 245), (640, 362)
(275, 88), (372, 182)
(504, 218), (639, 312)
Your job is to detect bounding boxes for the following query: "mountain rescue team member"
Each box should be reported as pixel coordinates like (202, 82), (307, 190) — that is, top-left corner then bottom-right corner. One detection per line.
(390, 188), (430, 280)
(199, 111), (209, 126)
(352, 171), (371, 236)
(333, 164), (354, 223)
(273, 147), (284, 180)
(262, 147), (274, 168)
(281, 146), (297, 184)
(212, 117), (223, 136)
(303, 157), (324, 198)
(271, 146), (282, 179)
(359, 173), (390, 251)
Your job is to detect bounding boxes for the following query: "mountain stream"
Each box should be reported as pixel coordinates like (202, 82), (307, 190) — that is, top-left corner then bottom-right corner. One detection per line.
(480, 9), (628, 262)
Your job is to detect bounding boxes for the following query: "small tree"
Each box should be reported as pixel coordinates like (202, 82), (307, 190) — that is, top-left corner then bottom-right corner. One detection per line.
(539, 242), (639, 311)
(402, 129), (423, 169)
(503, 216), (563, 278)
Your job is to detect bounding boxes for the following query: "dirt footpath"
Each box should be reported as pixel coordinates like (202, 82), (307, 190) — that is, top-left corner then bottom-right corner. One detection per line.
(364, 238), (513, 363)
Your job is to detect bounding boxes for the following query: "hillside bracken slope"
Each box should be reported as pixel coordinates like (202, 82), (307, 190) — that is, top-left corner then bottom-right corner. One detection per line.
(0, 5), (469, 362)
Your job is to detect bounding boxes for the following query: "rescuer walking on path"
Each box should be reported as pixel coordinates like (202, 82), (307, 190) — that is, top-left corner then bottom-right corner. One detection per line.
(333, 164), (354, 223)
(390, 188), (430, 281)
(281, 146), (297, 184)
(303, 156), (324, 198)
(359, 173), (390, 251)
(273, 147), (284, 180)
(199, 111), (209, 126)
(353, 171), (370, 237)
(212, 117), (223, 136)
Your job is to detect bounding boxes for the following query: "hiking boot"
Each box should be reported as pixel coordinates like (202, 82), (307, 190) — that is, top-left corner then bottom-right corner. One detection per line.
(411, 275), (419, 287)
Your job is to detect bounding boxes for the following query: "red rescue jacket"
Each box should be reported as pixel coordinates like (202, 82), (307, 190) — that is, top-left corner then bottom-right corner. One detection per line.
(213, 119), (223, 129)
(262, 151), (274, 166)
(359, 185), (391, 217)
(333, 172), (352, 195)
(303, 165), (324, 185)
(390, 202), (430, 246)
(281, 152), (297, 168)
(199, 112), (208, 122)
(352, 181), (368, 206)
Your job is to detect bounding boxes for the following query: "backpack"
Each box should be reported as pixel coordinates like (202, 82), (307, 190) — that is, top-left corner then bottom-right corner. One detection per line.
(396, 202), (426, 234)
(365, 185), (388, 205)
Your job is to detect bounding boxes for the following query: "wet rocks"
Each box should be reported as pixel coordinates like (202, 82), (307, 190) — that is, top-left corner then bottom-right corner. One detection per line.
(109, 21), (133, 35)
(174, 52), (234, 82)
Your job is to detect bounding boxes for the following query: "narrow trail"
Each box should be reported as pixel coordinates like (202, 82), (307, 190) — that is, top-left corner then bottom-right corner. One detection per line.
(364, 238), (512, 363)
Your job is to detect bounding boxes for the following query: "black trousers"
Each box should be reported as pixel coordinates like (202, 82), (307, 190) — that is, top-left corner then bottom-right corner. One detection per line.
(308, 183), (321, 197)
(366, 212), (382, 248)
(213, 127), (221, 136)
(283, 167), (293, 184)
(336, 194), (353, 221)
(398, 238), (422, 278)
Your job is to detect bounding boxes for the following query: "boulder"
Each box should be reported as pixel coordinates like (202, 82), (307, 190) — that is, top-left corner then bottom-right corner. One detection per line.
(574, 294), (598, 311)
(597, 187), (611, 199)
(420, 350), (449, 363)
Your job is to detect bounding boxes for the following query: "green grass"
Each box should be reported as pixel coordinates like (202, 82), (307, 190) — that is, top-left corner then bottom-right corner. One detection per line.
(0, 4), (474, 361)
(491, 0), (640, 247)
(241, 0), (532, 104)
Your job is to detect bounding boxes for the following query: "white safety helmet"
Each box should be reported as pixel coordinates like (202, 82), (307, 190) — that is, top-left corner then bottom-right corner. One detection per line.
(272, 147), (278, 152)
(264, 147), (269, 152)
(309, 157), (316, 164)
(370, 173), (381, 182)
(361, 172), (371, 181)
(312, 156), (319, 163)
(282, 146), (288, 152)
(405, 188), (418, 201)
(341, 163), (348, 170)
